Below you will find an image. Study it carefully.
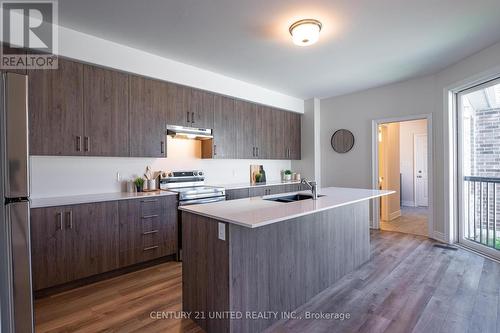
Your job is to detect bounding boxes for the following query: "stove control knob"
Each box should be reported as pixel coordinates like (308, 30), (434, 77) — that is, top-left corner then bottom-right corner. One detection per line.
(198, 171), (204, 176)
(168, 172), (173, 177)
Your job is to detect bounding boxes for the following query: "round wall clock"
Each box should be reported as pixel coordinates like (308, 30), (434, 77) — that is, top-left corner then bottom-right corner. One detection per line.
(331, 129), (355, 153)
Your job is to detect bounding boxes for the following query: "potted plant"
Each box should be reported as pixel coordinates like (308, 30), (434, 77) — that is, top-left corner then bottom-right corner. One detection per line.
(134, 177), (145, 192)
(284, 170), (292, 181)
(255, 172), (262, 183)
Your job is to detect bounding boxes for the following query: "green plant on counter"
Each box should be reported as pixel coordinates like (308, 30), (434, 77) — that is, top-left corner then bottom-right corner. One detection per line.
(134, 177), (145, 188)
(284, 170), (292, 175)
(255, 173), (262, 182)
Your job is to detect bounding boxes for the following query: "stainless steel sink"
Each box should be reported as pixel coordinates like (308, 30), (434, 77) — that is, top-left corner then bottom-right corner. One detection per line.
(264, 193), (325, 203)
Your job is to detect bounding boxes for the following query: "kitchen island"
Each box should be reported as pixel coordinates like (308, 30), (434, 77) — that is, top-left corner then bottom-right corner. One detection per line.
(179, 187), (393, 333)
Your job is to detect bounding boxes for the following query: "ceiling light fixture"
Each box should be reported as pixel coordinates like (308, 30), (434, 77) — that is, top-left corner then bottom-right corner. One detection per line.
(289, 19), (322, 46)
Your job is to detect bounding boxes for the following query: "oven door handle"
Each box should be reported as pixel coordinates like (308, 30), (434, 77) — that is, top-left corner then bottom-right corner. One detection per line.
(179, 196), (226, 206)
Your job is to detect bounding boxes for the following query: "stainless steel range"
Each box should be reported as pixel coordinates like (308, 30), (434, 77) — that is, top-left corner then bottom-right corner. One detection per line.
(160, 170), (225, 205)
(160, 170), (225, 261)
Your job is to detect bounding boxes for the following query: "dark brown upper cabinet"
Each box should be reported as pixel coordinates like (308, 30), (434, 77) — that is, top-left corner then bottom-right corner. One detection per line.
(235, 100), (257, 159)
(202, 95), (236, 159)
(29, 58), (84, 156)
(284, 111), (301, 160)
(188, 88), (214, 129)
(83, 64), (129, 156)
(167, 83), (189, 126)
(129, 75), (168, 157)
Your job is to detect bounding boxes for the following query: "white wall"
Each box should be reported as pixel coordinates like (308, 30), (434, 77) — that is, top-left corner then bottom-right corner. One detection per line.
(399, 119), (427, 206)
(30, 137), (292, 198)
(320, 40), (500, 241)
(291, 98), (321, 185)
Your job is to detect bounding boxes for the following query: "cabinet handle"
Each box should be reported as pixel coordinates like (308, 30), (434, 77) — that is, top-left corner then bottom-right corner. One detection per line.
(186, 111), (190, 123)
(76, 136), (82, 152)
(141, 199), (158, 203)
(252, 147), (255, 157)
(143, 230), (159, 235)
(143, 245), (159, 251)
(142, 214), (159, 219)
(213, 144), (217, 156)
(56, 212), (63, 230)
(191, 112), (195, 124)
(66, 211), (73, 229)
(84, 137), (90, 152)
(256, 147), (259, 157)
(161, 141), (165, 154)
(287, 148), (290, 158)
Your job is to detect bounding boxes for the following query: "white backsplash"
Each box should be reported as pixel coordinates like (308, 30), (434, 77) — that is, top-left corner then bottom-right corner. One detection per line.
(30, 137), (293, 198)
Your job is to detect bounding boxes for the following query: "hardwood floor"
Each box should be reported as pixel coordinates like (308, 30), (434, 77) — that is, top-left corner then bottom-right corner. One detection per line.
(35, 230), (500, 333)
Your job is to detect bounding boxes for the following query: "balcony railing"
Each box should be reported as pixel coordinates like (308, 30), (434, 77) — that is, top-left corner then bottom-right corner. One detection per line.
(463, 176), (500, 250)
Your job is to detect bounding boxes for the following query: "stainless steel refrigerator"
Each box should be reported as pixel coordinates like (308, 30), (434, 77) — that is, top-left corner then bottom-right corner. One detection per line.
(0, 73), (34, 333)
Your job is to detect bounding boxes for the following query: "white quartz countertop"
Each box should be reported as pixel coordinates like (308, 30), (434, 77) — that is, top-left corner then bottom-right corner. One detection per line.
(179, 187), (395, 228)
(30, 190), (177, 208)
(208, 180), (302, 190)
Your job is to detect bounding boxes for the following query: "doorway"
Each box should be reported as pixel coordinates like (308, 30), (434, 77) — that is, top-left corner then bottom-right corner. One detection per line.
(457, 78), (500, 260)
(372, 115), (433, 237)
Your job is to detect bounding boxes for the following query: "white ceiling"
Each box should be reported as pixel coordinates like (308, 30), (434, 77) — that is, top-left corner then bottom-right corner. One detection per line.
(59, 0), (500, 99)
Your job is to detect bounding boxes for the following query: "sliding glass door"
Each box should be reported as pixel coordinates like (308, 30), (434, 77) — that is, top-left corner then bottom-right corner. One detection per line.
(458, 78), (500, 259)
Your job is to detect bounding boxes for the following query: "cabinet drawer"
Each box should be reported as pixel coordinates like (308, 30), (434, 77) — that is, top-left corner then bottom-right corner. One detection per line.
(140, 198), (161, 217)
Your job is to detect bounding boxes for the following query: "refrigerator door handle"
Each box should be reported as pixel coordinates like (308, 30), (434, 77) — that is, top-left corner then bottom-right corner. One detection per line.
(3, 73), (29, 199)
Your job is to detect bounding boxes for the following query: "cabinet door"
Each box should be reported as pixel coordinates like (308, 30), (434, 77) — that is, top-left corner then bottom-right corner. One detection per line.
(1, 44), (27, 75)
(66, 202), (119, 281)
(189, 88), (214, 129)
(284, 112), (301, 160)
(83, 65), (129, 156)
(167, 83), (189, 126)
(29, 58), (84, 155)
(226, 188), (249, 200)
(30, 207), (68, 290)
(255, 106), (271, 159)
(236, 100), (256, 159)
(273, 109), (287, 159)
(268, 184), (289, 195)
(211, 95), (236, 158)
(249, 187), (267, 197)
(129, 76), (167, 157)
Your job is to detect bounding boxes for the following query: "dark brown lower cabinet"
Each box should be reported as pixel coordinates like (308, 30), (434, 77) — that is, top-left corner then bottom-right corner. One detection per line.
(30, 195), (178, 291)
(225, 188), (250, 200)
(226, 183), (307, 201)
(31, 201), (119, 290)
(118, 196), (177, 267)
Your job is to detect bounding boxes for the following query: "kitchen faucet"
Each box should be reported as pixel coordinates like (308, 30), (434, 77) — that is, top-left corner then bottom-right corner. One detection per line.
(301, 179), (318, 200)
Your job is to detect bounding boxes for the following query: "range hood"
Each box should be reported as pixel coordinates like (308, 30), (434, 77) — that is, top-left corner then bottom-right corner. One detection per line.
(166, 125), (213, 140)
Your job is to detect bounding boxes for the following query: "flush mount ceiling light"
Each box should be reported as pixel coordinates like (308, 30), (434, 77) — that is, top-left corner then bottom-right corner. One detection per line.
(289, 19), (322, 46)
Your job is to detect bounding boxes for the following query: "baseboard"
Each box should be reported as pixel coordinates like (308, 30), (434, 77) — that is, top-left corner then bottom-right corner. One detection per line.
(389, 210), (401, 220)
(432, 231), (448, 243)
(401, 201), (416, 207)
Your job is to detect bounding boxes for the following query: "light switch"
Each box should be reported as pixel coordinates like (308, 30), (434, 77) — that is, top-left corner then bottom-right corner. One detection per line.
(218, 222), (226, 241)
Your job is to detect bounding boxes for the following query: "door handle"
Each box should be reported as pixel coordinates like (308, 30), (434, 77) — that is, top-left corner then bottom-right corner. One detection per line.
(84, 137), (90, 152)
(191, 112), (195, 124)
(56, 212), (63, 230)
(76, 136), (82, 152)
(66, 211), (73, 229)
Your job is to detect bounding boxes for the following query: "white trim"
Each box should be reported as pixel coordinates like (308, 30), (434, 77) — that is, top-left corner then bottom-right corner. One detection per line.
(371, 114), (434, 241)
(389, 210), (402, 221)
(433, 231), (448, 244)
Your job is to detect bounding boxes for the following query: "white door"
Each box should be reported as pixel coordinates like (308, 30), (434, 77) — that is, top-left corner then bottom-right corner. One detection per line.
(414, 134), (428, 207)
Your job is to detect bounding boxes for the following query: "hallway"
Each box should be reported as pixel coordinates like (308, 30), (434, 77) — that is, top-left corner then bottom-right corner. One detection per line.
(380, 206), (428, 237)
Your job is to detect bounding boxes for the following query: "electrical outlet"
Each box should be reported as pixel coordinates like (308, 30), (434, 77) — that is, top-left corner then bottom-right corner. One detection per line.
(218, 223), (226, 241)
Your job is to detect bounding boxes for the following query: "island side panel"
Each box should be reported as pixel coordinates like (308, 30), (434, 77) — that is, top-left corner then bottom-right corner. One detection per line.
(182, 211), (230, 333)
(229, 201), (370, 333)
